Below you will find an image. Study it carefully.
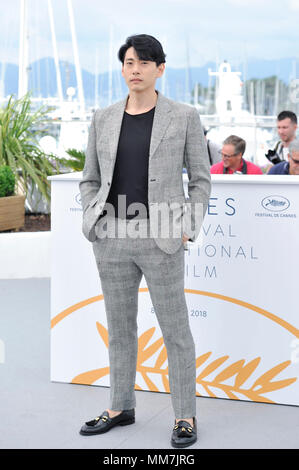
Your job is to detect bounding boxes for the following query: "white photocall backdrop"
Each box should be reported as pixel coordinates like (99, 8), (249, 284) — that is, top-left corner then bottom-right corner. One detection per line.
(49, 173), (299, 406)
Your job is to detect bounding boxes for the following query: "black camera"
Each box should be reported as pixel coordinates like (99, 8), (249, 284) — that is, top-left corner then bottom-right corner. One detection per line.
(265, 149), (283, 165)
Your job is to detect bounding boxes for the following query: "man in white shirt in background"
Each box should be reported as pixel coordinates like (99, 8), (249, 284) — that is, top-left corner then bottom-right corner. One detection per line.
(267, 111), (298, 164)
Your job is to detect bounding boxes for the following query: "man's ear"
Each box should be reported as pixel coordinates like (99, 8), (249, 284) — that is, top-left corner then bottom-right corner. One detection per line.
(157, 63), (165, 78)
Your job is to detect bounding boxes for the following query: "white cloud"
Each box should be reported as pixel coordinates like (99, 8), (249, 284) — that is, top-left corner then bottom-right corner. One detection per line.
(226, 0), (270, 5)
(289, 0), (299, 9)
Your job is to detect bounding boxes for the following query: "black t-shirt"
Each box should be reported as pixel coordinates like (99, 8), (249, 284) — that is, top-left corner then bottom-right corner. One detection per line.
(105, 106), (155, 219)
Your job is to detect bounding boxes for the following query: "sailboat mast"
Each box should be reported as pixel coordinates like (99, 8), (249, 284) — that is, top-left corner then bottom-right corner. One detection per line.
(95, 47), (99, 108)
(250, 81), (255, 115)
(67, 0), (85, 112)
(194, 83), (198, 106)
(274, 77), (279, 116)
(18, 0), (29, 98)
(185, 34), (191, 103)
(0, 62), (6, 99)
(108, 25), (113, 106)
(161, 35), (167, 96)
(48, 0), (64, 104)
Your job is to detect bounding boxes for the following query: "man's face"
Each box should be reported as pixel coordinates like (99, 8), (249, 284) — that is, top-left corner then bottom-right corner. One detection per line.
(288, 150), (299, 175)
(277, 118), (297, 144)
(221, 144), (242, 169)
(121, 47), (165, 93)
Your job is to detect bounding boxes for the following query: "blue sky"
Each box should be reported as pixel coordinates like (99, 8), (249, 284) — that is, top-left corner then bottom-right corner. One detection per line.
(1, 0), (299, 74)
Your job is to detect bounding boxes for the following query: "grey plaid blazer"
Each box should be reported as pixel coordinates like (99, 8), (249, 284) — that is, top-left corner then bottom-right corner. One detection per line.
(79, 90), (211, 254)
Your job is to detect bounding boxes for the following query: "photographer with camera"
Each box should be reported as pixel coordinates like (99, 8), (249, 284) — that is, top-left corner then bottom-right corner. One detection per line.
(268, 139), (299, 175)
(265, 111), (297, 165)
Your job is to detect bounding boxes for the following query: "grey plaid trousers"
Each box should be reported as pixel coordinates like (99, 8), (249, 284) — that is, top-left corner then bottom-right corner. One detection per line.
(92, 216), (196, 419)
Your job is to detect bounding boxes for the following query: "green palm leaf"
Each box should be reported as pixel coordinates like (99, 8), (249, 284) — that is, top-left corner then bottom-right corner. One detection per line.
(0, 93), (62, 208)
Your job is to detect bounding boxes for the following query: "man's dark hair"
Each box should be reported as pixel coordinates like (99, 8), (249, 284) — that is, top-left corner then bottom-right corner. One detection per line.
(277, 110), (297, 124)
(118, 34), (166, 66)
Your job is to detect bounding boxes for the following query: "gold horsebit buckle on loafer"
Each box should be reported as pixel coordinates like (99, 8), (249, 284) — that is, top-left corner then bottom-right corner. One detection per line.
(86, 415), (109, 426)
(95, 416), (108, 423)
(173, 423), (193, 434)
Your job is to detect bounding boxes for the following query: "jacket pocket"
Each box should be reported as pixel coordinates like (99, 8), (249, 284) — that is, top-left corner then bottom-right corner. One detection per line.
(168, 194), (186, 204)
(87, 188), (104, 209)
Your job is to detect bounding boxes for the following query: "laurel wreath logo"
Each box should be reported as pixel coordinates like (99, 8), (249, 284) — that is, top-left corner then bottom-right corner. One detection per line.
(71, 323), (297, 403)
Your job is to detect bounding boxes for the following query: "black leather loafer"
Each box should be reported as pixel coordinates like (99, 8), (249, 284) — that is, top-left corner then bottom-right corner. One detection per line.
(79, 409), (135, 435)
(171, 417), (197, 448)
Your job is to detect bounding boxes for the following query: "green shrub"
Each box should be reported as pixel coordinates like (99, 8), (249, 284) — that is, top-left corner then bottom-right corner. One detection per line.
(0, 93), (62, 204)
(0, 165), (15, 197)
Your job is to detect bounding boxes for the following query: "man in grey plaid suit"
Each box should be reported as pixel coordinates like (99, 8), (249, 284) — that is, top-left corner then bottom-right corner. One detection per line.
(79, 34), (211, 448)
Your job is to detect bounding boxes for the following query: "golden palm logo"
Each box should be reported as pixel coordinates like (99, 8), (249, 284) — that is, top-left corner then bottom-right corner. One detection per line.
(51, 288), (299, 403)
(70, 322), (296, 403)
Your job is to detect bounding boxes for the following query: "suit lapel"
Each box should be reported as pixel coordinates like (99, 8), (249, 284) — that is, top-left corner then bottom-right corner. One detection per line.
(149, 91), (172, 160)
(108, 90), (172, 164)
(108, 96), (128, 163)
